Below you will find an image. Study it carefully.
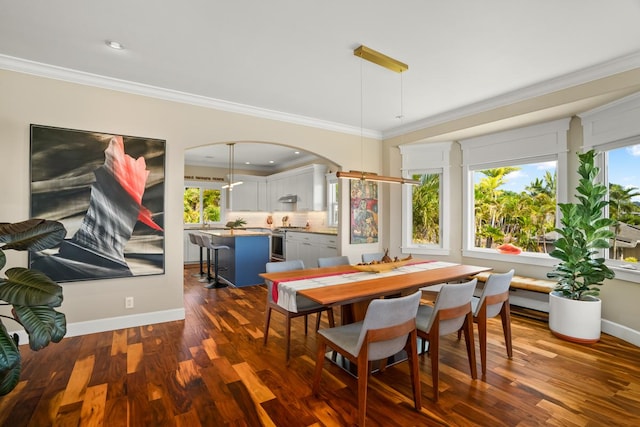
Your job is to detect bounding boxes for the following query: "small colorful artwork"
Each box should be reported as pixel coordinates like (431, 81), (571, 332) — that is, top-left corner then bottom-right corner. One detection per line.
(350, 180), (378, 244)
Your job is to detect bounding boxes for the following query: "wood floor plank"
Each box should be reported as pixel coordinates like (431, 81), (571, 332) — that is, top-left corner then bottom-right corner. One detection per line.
(60, 355), (95, 406)
(1, 265), (639, 426)
(79, 383), (108, 427)
(126, 342), (144, 374)
(232, 362), (276, 403)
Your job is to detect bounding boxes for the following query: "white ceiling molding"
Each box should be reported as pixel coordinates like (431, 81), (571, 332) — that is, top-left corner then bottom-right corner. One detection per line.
(3, 50), (640, 143)
(0, 54), (380, 140)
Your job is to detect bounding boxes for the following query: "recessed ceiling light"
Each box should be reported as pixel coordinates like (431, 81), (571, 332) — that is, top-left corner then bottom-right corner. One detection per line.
(245, 161), (251, 165)
(269, 160), (275, 164)
(294, 151), (300, 155)
(105, 40), (124, 50)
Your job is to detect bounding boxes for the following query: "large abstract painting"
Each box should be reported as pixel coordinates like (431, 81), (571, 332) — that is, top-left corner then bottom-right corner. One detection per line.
(30, 125), (165, 282)
(350, 179), (378, 244)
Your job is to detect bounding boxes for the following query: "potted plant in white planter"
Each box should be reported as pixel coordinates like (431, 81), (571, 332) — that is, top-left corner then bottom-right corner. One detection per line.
(547, 149), (615, 343)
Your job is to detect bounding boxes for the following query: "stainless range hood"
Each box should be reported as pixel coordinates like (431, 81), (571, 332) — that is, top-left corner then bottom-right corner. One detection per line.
(277, 194), (298, 203)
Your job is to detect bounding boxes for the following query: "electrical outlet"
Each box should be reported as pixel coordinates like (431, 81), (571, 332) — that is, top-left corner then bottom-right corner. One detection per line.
(125, 296), (134, 309)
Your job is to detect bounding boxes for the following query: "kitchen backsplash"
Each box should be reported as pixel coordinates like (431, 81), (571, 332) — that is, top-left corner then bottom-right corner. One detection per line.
(225, 211), (330, 230)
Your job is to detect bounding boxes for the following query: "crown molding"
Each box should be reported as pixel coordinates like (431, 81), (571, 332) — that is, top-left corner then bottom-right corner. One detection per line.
(0, 54), (382, 139)
(383, 50), (640, 139)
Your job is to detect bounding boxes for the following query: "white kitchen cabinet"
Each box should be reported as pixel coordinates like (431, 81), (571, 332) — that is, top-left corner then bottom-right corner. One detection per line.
(228, 175), (267, 211)
(285, 231), (338, 268)
(267, 164), (328, 211)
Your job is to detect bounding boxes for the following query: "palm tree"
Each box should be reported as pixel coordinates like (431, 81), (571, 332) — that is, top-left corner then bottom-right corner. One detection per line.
(609, 183), (640, 259)
(411, 173), (440, 244)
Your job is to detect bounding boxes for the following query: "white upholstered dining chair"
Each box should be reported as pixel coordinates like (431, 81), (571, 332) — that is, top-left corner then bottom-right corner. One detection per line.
(416, 279), (478, 401)
(461, 269), (514, 375)
(263, 260), (335, 363)
(317, 255), (350, 267)
(312, 291), (422, 427)
(361, 252), (384, 263)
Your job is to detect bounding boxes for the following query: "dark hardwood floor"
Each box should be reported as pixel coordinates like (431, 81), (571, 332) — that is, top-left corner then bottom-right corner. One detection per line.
(1, 265), (639, 426)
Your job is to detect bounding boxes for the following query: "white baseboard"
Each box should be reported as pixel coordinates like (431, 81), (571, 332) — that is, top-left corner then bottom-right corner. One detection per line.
(602, 319), (640, 347)
(10, 308), (186, 345)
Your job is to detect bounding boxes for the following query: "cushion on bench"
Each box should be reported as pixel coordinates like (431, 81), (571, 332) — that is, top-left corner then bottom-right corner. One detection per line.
(472, 272), (556, 294)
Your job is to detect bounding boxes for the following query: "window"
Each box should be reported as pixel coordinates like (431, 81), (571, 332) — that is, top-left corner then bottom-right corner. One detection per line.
(410, 172), (441, 245)
(183, 182), (223, 225)
(472, 160), (557, 253)
(326, 173), (339, 227)
(460, 119), (570, 265)
(400, 142), (452, 255)
(580, 92), (640, 280)
(606, 145), (640, 265)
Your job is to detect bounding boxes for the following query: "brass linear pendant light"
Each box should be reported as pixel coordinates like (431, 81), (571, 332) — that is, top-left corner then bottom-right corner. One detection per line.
(336, 45), (419, 185)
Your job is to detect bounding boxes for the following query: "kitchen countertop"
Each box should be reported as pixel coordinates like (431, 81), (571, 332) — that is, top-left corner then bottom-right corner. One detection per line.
(203, 230), (271, 237)
(185, 227), (337, 236)
(285, 229), (337, 236)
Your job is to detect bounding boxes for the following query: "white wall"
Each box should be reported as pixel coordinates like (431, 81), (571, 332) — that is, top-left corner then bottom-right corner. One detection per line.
(0, 69), (380, 336)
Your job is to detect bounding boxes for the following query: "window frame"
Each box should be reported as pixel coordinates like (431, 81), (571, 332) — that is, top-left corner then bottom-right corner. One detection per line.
(400, 142), (452, 256)
(580, 92), (640, 282)
(460, 119), (570, 267)
(326, 173), (339, 228)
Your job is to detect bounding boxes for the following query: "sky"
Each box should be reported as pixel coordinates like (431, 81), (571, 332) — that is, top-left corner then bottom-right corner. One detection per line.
(476, 144), (640, 202)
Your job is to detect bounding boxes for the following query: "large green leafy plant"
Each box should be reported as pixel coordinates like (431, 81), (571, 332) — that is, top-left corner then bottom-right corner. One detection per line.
(0, 219), (67, 395)
(547, 150), (616, 300)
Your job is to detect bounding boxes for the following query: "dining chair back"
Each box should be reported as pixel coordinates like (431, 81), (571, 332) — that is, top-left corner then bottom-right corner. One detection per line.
(361, 252), (384, 263)
(188, 233), (206, 278)
(317, 255), (350, 268)
(469, 269), (514, 375)
(263, 260), (335, 363)
(312, 291), (422, 426)
(416, 279), (477, 401)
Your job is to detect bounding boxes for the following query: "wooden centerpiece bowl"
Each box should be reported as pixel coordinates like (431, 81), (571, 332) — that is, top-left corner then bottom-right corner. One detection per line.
(353, 259), (411, 273)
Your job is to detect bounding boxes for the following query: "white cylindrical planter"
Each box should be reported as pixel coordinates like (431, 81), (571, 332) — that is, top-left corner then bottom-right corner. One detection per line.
(549, 291), (601, 343)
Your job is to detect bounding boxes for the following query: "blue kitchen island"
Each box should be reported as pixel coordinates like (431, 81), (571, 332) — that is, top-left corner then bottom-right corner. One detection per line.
(203, 230), (270, 287)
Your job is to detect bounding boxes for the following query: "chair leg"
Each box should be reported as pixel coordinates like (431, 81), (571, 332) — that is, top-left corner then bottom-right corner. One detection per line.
(478, 314), (488, 375)
(327, 308), (335, 327)
(501, 303), (513, 359)
(406, 330), (422, 411)
(263, 306), (272, 346)
(199, 246), (204, 275)
(312, 338), (326, 395)
(315, 312), (321, 331)
(304, 314), (308, 335)
(205, 248), (228, 289)
(285, 315), (292, 364)
(199, 248), (213, 283)
(429, 333), (440, 401)
(463, 313), (478, 380)
(357, 349), (369, 426)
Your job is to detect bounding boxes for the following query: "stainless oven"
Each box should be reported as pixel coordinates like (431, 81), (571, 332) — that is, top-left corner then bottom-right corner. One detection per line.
(271, 232), (285, 261)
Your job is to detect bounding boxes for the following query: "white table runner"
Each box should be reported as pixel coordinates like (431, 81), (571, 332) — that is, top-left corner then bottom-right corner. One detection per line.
(277, 261), (459, 312)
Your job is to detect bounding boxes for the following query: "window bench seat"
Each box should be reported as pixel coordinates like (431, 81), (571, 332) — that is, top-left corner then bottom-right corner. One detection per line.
(472, 272), (556, 314)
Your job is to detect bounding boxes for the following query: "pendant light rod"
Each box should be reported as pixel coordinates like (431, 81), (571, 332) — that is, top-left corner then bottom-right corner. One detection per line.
(222, 142), (243, 189)
(338, 45), (415, 185)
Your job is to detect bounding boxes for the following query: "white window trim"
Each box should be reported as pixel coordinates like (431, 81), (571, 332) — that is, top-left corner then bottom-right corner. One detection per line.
(400, 141), (452, 256)
(460, 118), (570, 267)
(184, 180), (227, 226)
(579, 92), (640, 283)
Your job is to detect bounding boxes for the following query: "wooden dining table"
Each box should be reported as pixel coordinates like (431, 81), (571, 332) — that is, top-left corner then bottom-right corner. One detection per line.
(260, 262), (492, 323)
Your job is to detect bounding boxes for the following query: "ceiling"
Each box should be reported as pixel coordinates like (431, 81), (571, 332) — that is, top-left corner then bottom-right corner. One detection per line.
(2, 1), (640, 169)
